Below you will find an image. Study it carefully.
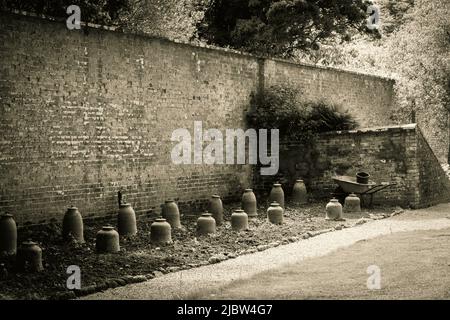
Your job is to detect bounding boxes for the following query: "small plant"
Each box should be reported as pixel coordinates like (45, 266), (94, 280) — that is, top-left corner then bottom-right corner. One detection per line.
(246, 85), (357, 143)
(306, 101), (358, 133)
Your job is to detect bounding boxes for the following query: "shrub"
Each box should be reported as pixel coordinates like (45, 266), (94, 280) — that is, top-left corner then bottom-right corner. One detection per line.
(246, 85), (357, 143)
(306, 101), (358, 133)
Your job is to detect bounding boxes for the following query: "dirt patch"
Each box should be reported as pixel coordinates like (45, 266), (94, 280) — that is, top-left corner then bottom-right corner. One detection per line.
(0, 202), (393, 300)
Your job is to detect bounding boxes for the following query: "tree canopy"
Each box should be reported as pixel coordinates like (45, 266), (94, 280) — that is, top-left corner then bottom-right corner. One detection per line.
(0, 0), (132, 26)
(196, 0), (374, 57)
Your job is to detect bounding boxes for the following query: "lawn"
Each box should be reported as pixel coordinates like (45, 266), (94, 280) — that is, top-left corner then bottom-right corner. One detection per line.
(197, 228), (450, 299)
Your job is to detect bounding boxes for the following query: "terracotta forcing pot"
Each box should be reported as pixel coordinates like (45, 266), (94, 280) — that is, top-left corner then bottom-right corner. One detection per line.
(344, 193), (361, 213)
(292, 179), (307, 205)
(231, 209), (249, 232)
(162, 200), (182, 229)
(0, 213), (17, 255)
(16, 241), (44, 272)
(197, 213), (216, 236)
(267, 202), (284, 225)
(150, 218), (172, 245)
(209, 195), (223, 225)
(241, 189), (257, 218)
(62, 206), (85, 243)
(326, 198), (343, 220)
(117, 203), (137, 236)
(96, 226), (120, 253)
(269, 183), (285, 209)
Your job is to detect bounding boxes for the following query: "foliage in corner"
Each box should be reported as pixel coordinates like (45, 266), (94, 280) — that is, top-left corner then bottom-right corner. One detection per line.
(0, 0), (133, 26)
(246, 85), (358, 143)
(307, 101), (358, 133)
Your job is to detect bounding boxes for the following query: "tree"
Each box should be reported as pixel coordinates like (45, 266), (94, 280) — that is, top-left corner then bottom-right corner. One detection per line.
(120, 0), (207, 42)
(0, 0), (133, 26)
(384, 0), (450, 162)
(381, 0), (414, 34)
(196, 0), (374, 57)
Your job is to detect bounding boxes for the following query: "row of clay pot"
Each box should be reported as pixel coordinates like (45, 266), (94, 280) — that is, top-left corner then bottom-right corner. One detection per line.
(64, 179), (307, 247)
(0, 214), (44, 272)
(95, 202), (285, 254)
(241, 179), (308, 217)
(96, 217), (174, 254)
(196, 201), (285, 236)
(62, 200), (200, 254)
(0, 204), (139, 270)
(76, 188), (290, 253)
(325, 193), (361, 220)
(63, 202), (138, 245)
(0, 180), (307, 252)
(0, 180), (309, 264)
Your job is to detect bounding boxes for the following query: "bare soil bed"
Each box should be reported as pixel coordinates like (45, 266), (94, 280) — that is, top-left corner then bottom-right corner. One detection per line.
(0, 202), (395, 300)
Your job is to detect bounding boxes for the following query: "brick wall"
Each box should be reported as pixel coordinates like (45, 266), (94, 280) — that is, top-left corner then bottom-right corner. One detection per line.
(416, 127), (450, 207)
(414, 105), (449, 164)
(390, 93), (450, 164)
(0, 12), (396, 224)
(254, 124), (450, 209)
(264, 59), (396, 128)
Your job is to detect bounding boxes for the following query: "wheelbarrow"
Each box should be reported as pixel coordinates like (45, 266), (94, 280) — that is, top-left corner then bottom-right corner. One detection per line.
(331, 175), (396, 208)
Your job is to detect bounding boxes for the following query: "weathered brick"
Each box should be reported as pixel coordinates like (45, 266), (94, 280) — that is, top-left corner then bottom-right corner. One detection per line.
(254, 124), (450, 208)
(0, 12), (396, 224)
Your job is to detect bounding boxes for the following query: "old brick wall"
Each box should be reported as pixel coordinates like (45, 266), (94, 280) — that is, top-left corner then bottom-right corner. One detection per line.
(255, 124), (450, 209)
(416, 127), (450, 207)
(264, 59), (396, 128)
(0, 12), (396, 224)
(390, 94), (450, 164)
(0, 12), (258, 224)
(414, 105), (449, 164)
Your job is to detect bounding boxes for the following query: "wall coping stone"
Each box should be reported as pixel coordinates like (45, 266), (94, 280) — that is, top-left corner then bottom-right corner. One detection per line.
(0, 9), (396, 83)
(320, 123), (417, 137)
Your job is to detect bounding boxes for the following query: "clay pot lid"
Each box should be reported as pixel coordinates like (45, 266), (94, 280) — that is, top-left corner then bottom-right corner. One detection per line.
(22, 240), (37, 246)
(244, 188), (253, 192)
(201, 212), (212, 217)
(102, 226), (115, 231)
(212, 195), (220, 198)
(273, 183), (282, 187)
(165, 199), (175, 203)
(348, 193), (358, 197)
(270, 202), (280, 206)
(234, 209), (245, 213)
(154, 218), (167, 222)
(296, 179), (304, 182)
(330, 198), (339, 202)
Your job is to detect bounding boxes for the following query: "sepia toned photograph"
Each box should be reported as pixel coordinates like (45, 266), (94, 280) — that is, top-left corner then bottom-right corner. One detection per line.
(0, 0), (449, 307)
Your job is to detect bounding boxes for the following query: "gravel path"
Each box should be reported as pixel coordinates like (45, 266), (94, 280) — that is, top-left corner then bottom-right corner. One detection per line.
(83, 208), (450, 300)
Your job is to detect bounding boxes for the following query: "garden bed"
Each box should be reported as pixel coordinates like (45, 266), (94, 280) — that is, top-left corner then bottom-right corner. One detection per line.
(0, 202), (397, 300)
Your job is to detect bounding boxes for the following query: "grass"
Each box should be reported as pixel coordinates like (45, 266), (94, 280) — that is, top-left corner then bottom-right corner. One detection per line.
(198, 228), (450, 300)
